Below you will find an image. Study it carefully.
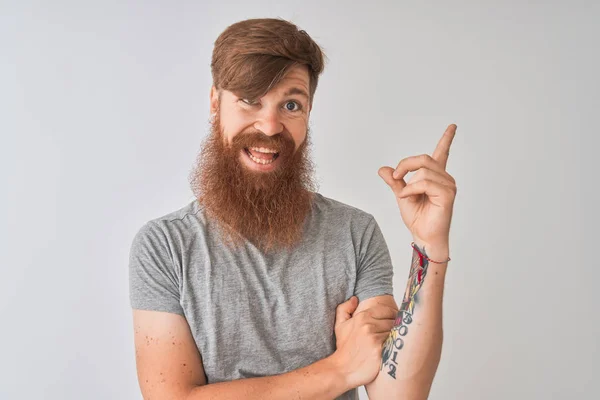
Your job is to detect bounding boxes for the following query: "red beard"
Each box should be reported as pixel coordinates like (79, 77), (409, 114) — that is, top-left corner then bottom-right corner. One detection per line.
(189, 113), (318, 253)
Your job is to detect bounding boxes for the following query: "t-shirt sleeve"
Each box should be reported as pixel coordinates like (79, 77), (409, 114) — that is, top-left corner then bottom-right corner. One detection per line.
(354, 215), (395, 302)
(128, 221), (185, 316)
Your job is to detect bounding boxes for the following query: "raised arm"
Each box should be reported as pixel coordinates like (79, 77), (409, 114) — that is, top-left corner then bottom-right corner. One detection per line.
(364, 243), (447, 400)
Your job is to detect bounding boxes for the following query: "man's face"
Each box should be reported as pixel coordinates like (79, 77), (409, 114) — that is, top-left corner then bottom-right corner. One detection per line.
(210, 64), (312, 170)
(191, 64), (317, 253)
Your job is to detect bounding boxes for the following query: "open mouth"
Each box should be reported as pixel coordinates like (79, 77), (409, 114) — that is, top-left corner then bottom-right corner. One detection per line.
(243, 147), (281, 165)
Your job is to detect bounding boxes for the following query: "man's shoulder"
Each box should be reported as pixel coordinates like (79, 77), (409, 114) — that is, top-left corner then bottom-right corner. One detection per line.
(147, 198), (202, 225)
(312, 192), (375, 226)
(134, 198), (206, 240)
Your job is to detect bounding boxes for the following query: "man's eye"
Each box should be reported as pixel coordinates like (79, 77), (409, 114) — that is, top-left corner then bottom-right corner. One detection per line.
(239, 98), (302, 112)
(240, 98), (258, 106)
(285, 101), (302, 112)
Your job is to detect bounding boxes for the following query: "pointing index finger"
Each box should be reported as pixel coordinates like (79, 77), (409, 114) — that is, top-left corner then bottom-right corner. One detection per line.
(432, 124), (457, 170)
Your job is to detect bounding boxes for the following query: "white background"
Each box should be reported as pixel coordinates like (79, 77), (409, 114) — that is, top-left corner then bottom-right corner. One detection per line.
(1, 1), (598, 398)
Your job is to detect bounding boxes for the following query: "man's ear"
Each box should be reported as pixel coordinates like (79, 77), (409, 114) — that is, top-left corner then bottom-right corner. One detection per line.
(209, 85), (220, 115)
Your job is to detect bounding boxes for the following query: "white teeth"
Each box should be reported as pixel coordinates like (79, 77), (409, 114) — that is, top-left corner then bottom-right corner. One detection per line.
(249, 147), (278, 154)
(247, 152), (276, 165)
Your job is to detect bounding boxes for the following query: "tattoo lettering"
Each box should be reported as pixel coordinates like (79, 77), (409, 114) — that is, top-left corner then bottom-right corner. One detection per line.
(380, 243), (430, 379)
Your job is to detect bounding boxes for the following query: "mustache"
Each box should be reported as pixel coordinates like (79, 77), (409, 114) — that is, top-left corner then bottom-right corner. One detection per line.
(230, 131), (294, 153)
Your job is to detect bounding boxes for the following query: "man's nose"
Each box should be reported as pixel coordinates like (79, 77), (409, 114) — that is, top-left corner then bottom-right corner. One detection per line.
(253, 108), (283, 136)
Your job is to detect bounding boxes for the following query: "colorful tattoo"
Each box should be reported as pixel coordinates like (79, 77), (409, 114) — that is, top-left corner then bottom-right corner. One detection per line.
(380, 243), (430, 379)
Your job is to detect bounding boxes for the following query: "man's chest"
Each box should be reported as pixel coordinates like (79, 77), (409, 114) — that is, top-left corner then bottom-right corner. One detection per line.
(179, 244), (357, 381)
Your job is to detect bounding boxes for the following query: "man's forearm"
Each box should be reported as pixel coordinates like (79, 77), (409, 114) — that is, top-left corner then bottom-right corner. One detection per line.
(366, 242), (448, 400)
(186, 353), (351, 400)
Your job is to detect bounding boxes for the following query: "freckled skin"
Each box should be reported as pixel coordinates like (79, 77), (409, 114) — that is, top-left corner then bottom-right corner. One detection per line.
(133, 309), (207, 397)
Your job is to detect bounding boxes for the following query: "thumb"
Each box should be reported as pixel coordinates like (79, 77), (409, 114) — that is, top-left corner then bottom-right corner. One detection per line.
(335, 296), (359, 328)
(378, 166), (406, 192)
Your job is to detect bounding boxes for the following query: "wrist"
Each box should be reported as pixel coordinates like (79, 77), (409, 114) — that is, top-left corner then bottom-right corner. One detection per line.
(324, 351), (353, 392)
(412, 239), (450, 264)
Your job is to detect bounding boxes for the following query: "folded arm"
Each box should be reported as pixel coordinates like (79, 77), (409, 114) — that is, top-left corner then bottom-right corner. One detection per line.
(186, 358), (348, 400)
(132, 308), (352, 400)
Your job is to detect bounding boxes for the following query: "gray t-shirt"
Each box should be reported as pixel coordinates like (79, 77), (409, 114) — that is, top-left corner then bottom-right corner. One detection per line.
(128, 192), (394, 399)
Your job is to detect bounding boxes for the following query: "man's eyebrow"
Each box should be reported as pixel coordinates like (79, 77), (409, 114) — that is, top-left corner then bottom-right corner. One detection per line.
(283, 87), (309, 99)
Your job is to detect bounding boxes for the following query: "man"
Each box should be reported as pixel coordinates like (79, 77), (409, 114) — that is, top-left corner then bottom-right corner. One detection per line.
(129, 17), (457, 400)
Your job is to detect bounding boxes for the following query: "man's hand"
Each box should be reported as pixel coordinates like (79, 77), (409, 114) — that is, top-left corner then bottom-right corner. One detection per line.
(378, 124), (457, 253)
(333, 296), (359, 350)
(331, 297), (398, 389)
